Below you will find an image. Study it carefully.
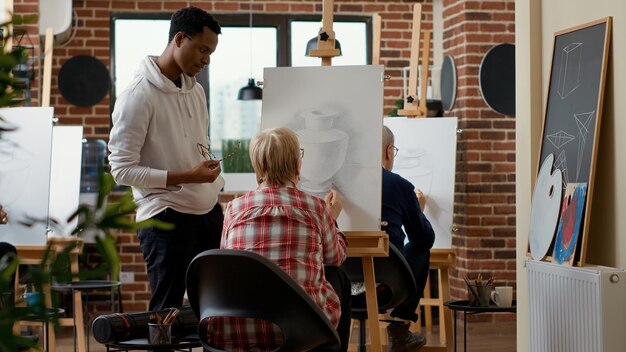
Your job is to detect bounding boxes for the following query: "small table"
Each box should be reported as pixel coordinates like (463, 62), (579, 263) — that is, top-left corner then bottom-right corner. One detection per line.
(105, 334), (201, 351)
(52, 280), (122, 352)
(444, 299), (516, 352)
(21, 307), (65, 352)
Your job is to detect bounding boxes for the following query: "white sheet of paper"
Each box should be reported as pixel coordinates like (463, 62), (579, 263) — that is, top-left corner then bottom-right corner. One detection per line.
(48, 126), (83, 237)
(0, 107), (54, 245)
(384, 117), (458, 248)
(262, 65), (384, 231)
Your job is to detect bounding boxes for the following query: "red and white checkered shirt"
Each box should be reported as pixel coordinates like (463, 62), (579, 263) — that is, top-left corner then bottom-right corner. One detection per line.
(204, 185), (347, 351)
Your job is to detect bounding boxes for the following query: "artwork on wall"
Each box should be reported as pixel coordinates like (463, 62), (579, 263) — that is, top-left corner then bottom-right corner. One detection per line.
(384, 117), (458, 248)
(0, 107), (54, 245)
(261, 65), (384, 231)
(533, 17), (612, 266)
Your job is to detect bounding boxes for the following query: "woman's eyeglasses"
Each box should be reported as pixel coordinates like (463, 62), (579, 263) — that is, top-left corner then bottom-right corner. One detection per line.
(392, 146), (399, 157)
(197, 141), (241, 161)
(300, 148), (305, 159)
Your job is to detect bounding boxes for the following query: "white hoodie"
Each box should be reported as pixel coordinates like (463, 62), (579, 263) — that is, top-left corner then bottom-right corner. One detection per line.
(108, 56), (224, 222)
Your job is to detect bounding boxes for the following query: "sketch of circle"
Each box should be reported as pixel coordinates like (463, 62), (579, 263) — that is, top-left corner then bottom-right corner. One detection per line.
(440, 55), (457, 111)
(479, 43), (515, 115)
(529, 154), (563, 260)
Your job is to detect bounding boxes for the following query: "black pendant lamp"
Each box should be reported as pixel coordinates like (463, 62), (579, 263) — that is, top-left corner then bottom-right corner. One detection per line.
(238, 78), (262, 100)
(237, 0), (262, 101)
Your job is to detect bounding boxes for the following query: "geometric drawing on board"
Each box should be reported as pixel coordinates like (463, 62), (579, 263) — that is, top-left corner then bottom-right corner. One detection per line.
(546, 130), (575, 149)
(529, 153), (563, 260)
(554, 150), (570, 189)
(552, 183), (587, 265)
(557, 42), (582, 99)
(574, 110), (595, 180)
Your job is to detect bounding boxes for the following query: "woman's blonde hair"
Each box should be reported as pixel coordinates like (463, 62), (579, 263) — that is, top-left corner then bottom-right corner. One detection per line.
(249, 127), (300, 186)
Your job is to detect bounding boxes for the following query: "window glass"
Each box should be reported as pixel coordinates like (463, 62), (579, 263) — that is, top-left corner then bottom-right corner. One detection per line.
(209, 26), (277, 168)
(114, 19), (169, 97)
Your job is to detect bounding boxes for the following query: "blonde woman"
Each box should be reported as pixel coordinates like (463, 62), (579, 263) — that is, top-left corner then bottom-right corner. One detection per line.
(209, 127), (351, 351)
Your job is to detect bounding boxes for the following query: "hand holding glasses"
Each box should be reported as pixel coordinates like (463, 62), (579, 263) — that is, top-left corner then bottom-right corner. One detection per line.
(197, 141), (241, 165)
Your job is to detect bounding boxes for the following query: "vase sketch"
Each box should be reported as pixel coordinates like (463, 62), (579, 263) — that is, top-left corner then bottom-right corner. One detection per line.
(296, 108), (348, 196)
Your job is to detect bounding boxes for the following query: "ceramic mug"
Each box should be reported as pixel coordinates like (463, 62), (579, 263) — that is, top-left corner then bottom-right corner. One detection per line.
(491, 286), (513, 307)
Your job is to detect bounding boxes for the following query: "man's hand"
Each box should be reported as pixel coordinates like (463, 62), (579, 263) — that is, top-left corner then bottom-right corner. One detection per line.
(324, 188), (343, 220)
(167, 160), (222, 185)
(415, 189), (427, 210)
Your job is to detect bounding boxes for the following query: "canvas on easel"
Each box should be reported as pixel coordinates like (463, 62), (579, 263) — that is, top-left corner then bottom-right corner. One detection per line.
(261, 65), (384, 231)
(0, 107), (54, 245)
(384, 117), (458, 249)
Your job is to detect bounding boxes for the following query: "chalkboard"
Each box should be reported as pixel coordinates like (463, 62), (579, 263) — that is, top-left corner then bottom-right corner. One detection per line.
(538, 17), (612, 265)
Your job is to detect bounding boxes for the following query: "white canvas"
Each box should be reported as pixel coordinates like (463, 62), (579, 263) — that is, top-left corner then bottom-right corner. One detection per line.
(384, 117), (458, 248)
(0, 107), (54, 245)
(48, 126), (83, 237)
(262, 65), (384, 231)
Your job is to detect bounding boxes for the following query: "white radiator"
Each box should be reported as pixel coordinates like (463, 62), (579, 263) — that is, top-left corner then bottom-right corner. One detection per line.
(527, 260), (626, 352)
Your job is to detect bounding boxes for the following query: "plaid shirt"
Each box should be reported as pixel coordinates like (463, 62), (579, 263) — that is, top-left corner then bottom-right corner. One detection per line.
(205, 185), (347, 351)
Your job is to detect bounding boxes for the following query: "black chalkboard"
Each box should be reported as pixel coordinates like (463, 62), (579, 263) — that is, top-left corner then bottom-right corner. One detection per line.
(538, 17), (612, 265)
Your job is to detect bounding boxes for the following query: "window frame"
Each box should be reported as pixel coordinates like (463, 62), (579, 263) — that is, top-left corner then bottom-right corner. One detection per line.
(109, 12), (373, 118)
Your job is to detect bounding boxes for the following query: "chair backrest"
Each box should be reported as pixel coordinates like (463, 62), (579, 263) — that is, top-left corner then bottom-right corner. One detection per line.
(186, 249), (341, 352)
(340, 243), (417, 312)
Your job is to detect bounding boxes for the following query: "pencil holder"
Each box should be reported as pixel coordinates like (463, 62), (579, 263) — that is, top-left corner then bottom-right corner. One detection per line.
(148, 323), (171, 344)
(467, 283), (493, 307)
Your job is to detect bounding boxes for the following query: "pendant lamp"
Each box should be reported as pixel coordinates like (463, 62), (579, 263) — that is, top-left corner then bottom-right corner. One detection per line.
(237, 0), (262, 100)
(238, 78), (262, 100)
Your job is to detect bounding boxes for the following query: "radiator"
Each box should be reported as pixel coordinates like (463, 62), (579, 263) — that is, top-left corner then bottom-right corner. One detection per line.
(527, 260), (626, 352)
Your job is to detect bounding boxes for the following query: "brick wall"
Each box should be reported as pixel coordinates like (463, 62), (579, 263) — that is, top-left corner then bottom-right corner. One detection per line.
(12, 0), (40, 106)
(442, 0), (516, 322)
(18, 0), (517, 318)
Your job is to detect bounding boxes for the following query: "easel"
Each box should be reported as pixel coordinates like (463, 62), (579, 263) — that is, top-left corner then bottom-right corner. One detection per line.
(15, 237), (87, 352)
(414, 249), (456, 352)
(307, 2), (389, 351)
(397, 4), (431, 118)
(306, 0), (341, 66)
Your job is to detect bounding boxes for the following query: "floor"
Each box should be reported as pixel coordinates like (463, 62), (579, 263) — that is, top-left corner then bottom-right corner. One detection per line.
(49, 319), (516, 351)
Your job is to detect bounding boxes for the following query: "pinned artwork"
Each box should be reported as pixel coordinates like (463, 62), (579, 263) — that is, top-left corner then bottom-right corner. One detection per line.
(529, 154), (563, 261)
(553, 183), (587, 265)
(261, 65), (384, 231)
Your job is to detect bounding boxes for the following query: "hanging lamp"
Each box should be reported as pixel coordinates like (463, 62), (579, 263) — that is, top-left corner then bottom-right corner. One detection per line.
(237, 0), (262, 100)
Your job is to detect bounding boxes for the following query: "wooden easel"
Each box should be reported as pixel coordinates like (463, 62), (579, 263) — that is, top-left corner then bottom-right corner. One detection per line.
(15, 237), (87, 352)
(414, 249), (456, 352)
(397, 3), (431, 118)
(307, 2), (389, 351)
(306, 0), (341, 66)
(41, 27), (53, 107)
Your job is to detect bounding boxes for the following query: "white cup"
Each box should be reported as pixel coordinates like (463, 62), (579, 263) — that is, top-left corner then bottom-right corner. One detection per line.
(491, 286), (513, 307)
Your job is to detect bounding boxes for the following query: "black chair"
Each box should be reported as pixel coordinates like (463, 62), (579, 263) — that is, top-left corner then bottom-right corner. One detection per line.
(340, 243), (417, 352)
(186, 249), (341, 352)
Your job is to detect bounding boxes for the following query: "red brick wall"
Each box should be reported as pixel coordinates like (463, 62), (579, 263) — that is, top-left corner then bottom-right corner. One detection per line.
(442, 0), (516, 322)
(12, 0), (40, 106)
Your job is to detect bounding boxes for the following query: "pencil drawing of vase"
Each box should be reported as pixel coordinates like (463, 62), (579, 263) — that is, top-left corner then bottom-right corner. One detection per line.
(0, 139), (29, 206)
(296, 108), (348, 197)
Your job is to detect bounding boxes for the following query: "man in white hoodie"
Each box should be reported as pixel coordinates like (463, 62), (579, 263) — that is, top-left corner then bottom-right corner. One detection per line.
(108, 6), (224, 311)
